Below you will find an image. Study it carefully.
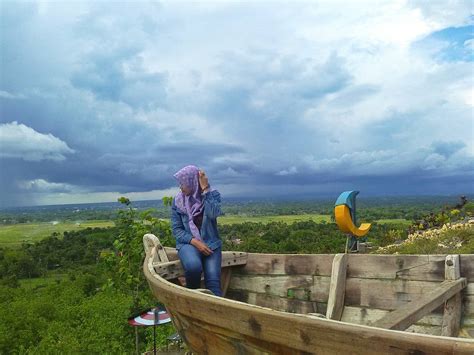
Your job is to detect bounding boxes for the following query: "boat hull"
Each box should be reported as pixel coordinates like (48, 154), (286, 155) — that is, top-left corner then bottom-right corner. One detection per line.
(144, 253), (474, 354)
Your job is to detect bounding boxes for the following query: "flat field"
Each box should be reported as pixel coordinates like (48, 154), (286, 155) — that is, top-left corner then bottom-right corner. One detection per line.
(219, 213), (332, 225)
(219, 214), (410, 225)
(0, 220), (114, 248)
(375, 218), (412, 225)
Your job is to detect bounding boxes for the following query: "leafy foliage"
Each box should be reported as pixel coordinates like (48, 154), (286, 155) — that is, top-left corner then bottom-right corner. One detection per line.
(409, 195), (471, 231)
(102, 198), (174, 310)
(0, 281), (134, 354)
(220, 220), (408, 254)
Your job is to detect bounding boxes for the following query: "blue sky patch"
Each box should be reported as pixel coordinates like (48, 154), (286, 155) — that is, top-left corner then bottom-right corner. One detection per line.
(415, 24), (474, 62)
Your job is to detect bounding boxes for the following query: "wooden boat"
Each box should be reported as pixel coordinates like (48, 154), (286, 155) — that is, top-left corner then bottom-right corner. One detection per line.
(142, 234), (474, 354)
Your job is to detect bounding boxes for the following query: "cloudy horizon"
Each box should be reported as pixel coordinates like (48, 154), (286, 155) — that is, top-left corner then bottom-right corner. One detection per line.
(1, 1), (473, 207)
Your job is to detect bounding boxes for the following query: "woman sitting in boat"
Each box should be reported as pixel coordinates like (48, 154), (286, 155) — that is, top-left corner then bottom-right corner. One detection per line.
(171, 165), (224, 296)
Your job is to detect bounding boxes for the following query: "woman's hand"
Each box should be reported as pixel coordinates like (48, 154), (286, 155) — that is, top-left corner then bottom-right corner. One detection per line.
(190, 238), (213, 256)
(199, 170), (209, 191)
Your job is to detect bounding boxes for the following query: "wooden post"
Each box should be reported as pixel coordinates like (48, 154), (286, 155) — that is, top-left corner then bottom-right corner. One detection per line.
(221, 268), (232, 297)
(326, 253), (348, 320)
(441, 255), (462, 337)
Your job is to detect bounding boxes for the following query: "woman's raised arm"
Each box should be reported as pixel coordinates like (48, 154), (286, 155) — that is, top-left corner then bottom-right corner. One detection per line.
(203, 190), (224, 220)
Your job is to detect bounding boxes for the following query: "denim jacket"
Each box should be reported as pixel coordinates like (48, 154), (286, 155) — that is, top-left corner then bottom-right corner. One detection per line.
(171, 189), (224, 251)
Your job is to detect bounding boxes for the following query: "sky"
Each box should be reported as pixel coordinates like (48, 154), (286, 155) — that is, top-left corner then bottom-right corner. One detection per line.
(0, 0), (473, 207)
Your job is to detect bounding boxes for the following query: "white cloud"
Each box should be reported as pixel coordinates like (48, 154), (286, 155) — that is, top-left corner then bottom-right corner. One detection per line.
(408, 0), (473, 28)
(29, 187), (180, 206)
(17, 179), (76, 193)
(219, 167), (246, 178)
(462, 87), (474, 107)
(303, 150), (407, 176)
(302, 146), (473, 176)
(276, 166), (298, 176)
(0, 121), (75, 161)
(298, 1), (432, 48)
(0, 90), (26, 99)
(422, 153), (446, 170)
(464, 38), (474, 50)
(134, 108), (234, 145)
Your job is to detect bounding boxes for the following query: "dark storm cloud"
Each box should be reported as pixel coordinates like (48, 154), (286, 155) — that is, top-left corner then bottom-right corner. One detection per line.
(70, 48), (169, 109)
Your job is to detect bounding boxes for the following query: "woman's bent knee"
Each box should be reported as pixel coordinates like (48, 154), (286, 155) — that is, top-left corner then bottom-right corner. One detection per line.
(185, 260), (202, 276)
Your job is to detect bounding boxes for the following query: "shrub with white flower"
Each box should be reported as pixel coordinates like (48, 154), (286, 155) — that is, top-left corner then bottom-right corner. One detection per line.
(376, 219), (474, 255)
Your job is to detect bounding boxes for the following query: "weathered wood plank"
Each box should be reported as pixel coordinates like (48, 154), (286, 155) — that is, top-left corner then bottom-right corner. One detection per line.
(237, 253), (474, 281)
(227, 293), (462, 331)
(174, 312), (279, 354)
(460, 254), (474, 282)
(465, 295), (474, 315)
(221, 252), (248, 267)
(347, 254), (474, 281)
(229, 275), (312, 296)
(462, 317), (474, 327)
(442, 293), (462, 335)
(345, 278), (435, 310)
(226, 289), (325, 315)
(228, 275), (330, 302)
(345, 278), (447, 311)
(347, 254), (446, 281)
(466, 282), (474, 295)
(441, 255), (462, 337)
(341, 306), (444, 327)
(169, 252), (474, 283)
(445, 254), (461, 280)
(183, 314), (306, 355)
(229, 274), (467, 310)
(221, 268), (232, 297)
(373, 278), (467, 331)
(342, 306), (388, 325)
(326, 253), (348, 320)
(238, 253), (334, 276)
(154, 252), (247, 280)
(156, 243), (169, 263)
(163, 247), (178, 260)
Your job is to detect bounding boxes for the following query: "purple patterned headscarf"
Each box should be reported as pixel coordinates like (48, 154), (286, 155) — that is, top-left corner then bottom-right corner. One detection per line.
(173, 165), (204, 240)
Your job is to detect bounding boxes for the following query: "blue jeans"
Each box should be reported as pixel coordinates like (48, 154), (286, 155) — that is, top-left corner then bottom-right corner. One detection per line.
(178, 245), (222, 297)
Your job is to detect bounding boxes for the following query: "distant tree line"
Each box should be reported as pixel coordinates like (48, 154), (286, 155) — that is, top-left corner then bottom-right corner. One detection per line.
(2, 195), (470, 224)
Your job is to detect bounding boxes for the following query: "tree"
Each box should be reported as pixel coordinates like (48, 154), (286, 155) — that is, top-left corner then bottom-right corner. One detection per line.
(103, 197), (174, 310)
